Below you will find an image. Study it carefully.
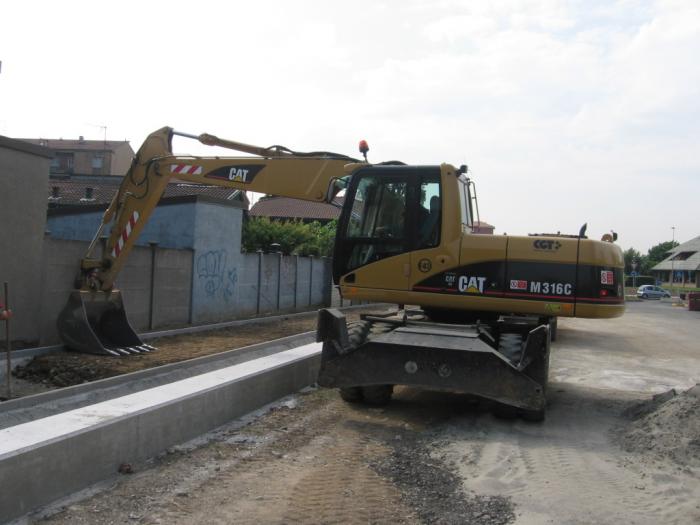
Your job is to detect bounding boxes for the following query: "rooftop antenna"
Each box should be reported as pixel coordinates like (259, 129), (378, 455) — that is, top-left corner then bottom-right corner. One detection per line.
(86, 123), (108, 147)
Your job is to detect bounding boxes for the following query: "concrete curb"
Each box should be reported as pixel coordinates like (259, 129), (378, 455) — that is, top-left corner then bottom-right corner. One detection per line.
(0, 332), (315, 420)
(0, 343), (322, 524)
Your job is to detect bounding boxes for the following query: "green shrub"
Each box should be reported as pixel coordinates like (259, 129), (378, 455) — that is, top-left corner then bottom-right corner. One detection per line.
(242, 217), (337, 256)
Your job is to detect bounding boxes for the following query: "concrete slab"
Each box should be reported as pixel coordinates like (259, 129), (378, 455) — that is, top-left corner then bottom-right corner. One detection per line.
(0, 343), (322, 523)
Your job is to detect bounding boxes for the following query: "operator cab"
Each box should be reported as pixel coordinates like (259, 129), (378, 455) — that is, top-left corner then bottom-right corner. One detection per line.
(332, 166), (448, 282)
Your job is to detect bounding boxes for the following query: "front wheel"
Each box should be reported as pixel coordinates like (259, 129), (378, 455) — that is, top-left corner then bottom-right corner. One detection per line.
(642, 293), (648, 299)
(361, 385), (394, 406)
(339, 387), (363, 403)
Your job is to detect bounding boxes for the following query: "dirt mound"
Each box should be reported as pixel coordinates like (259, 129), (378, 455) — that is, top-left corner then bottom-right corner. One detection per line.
(616, 384), (700, 468)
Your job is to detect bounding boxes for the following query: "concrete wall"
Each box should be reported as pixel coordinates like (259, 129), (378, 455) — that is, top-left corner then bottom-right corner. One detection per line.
(33, 237), (330, 345)
(37, 237), (194, 344)
(190, 200), (244, 323)
(19, 196), (331, 345)
(0, 141), (51, 345)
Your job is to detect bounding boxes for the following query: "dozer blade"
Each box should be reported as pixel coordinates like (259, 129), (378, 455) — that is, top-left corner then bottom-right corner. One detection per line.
(317, 316), (548, 411)
(57, 290), (151, 356)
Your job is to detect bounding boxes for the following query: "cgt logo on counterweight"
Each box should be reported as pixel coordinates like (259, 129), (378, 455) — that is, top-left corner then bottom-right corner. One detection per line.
(533, 239), (562, 251)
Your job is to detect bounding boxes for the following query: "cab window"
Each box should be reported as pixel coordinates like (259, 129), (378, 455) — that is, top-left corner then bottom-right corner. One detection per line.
(458, 179), (471, 228)
(343, 174), (408, 272)
(416, 177), (441, 249)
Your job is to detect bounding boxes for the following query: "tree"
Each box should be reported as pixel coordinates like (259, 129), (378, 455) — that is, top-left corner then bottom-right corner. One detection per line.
(623, 248), (644, 274)
(646, 240), (679, 268)
(242, 217), (337, 256)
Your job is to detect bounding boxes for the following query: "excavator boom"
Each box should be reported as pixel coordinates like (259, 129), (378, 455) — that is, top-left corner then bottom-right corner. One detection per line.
(58, 127), (363, 355)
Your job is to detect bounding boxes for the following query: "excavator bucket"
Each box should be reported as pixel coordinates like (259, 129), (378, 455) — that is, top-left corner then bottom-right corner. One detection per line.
(57, 290), (155, 356)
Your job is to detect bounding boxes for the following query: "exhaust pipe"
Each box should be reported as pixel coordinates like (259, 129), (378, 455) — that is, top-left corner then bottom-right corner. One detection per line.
(57, 290), (154, 356)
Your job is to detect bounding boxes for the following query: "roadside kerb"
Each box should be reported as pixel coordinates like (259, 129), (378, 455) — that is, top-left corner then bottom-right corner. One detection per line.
(0, 331), (315, 426)
(0, 343), (322, 524)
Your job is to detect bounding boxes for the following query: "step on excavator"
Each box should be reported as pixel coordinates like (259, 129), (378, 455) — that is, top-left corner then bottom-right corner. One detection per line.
(58, 127), (625, 420)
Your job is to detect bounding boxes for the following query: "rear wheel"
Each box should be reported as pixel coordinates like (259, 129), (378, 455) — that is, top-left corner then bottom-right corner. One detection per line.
(497, 329), (550, 422)
(549, 317), (558, 342)
(498, 332), (523, 364)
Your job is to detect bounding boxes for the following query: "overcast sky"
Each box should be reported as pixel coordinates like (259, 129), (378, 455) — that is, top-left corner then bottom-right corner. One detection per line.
(1, 0), (698, 252)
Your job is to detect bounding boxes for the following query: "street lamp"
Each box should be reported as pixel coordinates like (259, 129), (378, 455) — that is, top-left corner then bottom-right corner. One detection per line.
(670, 226), (676, 288)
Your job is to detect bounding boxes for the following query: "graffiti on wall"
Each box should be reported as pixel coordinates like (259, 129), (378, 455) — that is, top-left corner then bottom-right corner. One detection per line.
(196, 250), (239, 303)
(197, 250), (227, 297)
(224, 268), (238, 303)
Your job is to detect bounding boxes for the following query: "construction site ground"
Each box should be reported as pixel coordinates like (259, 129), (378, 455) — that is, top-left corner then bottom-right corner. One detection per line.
(9, 307), (386, 396)
(19, 300), (700, 524)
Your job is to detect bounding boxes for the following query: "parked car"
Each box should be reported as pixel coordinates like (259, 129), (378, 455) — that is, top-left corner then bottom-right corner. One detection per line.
(637, 285), (671, 299)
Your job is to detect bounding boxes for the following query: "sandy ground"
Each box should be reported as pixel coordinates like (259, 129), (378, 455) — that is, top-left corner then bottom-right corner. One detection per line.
(23, 300), (700, 524)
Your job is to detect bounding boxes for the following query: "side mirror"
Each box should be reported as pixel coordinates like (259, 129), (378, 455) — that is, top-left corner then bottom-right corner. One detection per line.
(326, 177), (348, 203)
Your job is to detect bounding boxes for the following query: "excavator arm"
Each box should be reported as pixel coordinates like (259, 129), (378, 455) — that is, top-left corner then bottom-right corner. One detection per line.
(59, 127), (362, 355)
(83, 127), (362, 291)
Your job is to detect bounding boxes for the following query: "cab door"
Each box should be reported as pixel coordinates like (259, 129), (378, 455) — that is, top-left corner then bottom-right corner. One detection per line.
(333, 167), (412, 290)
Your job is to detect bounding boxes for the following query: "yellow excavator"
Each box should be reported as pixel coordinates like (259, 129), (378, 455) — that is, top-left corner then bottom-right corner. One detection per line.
(58, 127), (624, 419)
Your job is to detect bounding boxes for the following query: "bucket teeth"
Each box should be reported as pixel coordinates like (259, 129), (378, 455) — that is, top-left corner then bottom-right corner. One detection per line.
(136, 345), (152, 353)
(105, 349), (121, 357)
(142, 344), (157, 351)
(114, 348), (132, 356)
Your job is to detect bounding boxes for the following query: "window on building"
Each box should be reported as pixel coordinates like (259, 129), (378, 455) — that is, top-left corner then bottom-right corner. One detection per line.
(53, 152), (74, 173)
(92, 155), (104, 174)
(671, 251), (697, 261)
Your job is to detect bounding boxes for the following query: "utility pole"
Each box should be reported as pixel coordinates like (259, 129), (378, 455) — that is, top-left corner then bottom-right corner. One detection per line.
(670, 226), (676, 290)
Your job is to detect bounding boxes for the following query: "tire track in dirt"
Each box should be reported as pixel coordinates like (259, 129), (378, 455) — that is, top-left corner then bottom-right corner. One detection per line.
(441, 386), (699, 525)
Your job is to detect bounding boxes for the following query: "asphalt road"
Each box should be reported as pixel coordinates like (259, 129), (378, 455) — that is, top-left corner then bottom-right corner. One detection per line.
(35, 300), (700, 525)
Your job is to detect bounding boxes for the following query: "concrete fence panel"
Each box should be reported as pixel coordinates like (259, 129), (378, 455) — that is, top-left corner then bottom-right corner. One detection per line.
(236, 253), (260, 317)
(152, 248), (193, 328)
(38, 237), (91, 345)
(258, 254), (279, 314)
(116, 246), (152, 332)
(279, 256), (297, 310)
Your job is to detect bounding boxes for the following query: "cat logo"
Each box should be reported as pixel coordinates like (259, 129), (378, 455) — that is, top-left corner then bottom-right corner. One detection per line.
(204, 164), (264, 184)
(418, 258), (432, 273)
(458, 276), (486, 294)
(228, 168), (250, 182)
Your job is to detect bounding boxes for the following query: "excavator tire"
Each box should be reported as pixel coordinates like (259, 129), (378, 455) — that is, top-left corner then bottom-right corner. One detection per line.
(498, 332), (523, 364)
(495, 330), (550, 422)
(493, 333), (520, 419)
(339, 387), (363, 402)
(361, 385), (394, 406)
(520, 329), (550, 422)
(338, 321), (371, 404)
(337, 320), (395, 406)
